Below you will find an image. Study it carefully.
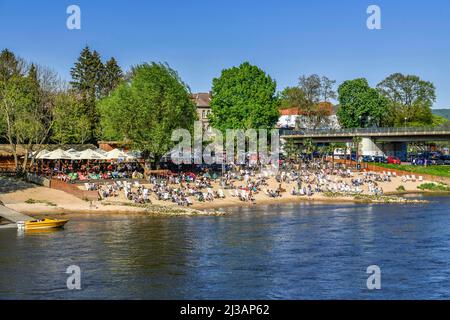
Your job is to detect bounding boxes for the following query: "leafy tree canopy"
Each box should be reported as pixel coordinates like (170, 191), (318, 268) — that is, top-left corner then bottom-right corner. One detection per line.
(336, 78), (389, 128)
(208, 62), (279, 131)
(279, 86), (307, 109)
(377, 73), (436, 126)
(98, 62), (197, 163)
(279, 75), (336, 129)
(0, 49), (60, 173)
(52, 92), (91, 144)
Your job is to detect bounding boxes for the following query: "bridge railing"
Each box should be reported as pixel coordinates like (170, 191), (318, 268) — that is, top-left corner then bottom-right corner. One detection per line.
(280, 125), (450, 137)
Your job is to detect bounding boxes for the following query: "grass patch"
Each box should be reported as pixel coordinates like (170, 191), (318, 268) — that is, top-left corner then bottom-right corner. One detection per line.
(370, 163), (450, 178)
(396, 185), (406, 192)
(417, 183), (450, 192)
(323, 191), (426, 203)
(25, 198), (57, 206)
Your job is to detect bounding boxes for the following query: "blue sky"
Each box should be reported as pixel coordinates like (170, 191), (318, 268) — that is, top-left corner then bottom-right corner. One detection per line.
(1, 0), (449, 108)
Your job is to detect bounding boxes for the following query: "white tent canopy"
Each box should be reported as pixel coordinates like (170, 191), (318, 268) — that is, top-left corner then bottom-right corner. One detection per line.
(76, 149), (106, 160)
(34, 149), (50, 159)
(39, 148), (73, 160)
(33, 148), (138, 161)
(106, 148), (130, 159)
(95, 148), (108, 156)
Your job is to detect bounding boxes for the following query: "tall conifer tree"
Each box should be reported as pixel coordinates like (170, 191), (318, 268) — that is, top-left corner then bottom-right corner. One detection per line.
(102, 57), (123, 97)
(70, 47), (104, 141)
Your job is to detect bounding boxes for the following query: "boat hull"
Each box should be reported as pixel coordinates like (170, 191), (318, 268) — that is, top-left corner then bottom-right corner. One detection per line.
(21, 218), (69, 230)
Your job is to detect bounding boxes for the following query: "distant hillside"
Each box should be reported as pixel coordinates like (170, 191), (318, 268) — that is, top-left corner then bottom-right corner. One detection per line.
(433, 109), (450, 120)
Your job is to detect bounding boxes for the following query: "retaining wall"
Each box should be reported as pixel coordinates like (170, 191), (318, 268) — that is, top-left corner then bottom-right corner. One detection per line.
(26, 173), (51, 187)
(49, 179), (98, 201)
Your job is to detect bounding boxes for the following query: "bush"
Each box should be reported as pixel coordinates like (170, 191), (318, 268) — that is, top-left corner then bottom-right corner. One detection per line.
(25, 198), (57, 206)
(417, 183), (450, 192)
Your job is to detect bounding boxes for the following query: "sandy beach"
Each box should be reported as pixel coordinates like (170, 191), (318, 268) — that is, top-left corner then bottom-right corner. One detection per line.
(0, 172), (436, 219)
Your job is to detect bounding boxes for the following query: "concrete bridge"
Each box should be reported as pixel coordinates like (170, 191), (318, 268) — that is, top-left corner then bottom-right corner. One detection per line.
(280, 126), (450, 159)
(281, 126), (450, 142)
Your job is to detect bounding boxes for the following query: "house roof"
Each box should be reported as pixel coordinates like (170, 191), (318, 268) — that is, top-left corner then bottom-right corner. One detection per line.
(279, 102), (336, 116)
(192, 92), (211, 107)
(279, 107), (301, 116)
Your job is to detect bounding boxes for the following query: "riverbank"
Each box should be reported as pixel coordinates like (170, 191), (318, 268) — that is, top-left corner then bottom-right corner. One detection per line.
(0, 173), (435, 218)
(0, 176), (219, 217)
(190, 190), (429, 210)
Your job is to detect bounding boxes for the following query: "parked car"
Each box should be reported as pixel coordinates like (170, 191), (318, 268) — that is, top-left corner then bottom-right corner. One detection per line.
(362, 155), (373, 163)
(428, 156), (444, 165)
(387, 156), (401, 164)
(345, 153), (357, 162)
(372, 156), (387, 163)
(440, 155), (450, 165)
(333, 148), (346, 159)
(412, 157), (425, 165)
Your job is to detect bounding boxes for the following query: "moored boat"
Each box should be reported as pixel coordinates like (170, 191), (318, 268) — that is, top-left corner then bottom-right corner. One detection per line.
(17, 218), (69, 230)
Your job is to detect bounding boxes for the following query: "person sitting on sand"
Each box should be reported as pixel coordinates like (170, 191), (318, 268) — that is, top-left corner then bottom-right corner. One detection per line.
(277, 183), (286, 194)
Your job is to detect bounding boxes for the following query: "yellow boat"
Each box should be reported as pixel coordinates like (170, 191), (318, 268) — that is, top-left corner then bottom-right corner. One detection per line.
(18, 218), (69, 230)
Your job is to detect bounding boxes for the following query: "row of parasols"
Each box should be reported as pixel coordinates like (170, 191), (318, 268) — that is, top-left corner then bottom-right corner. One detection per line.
(32, 148), (137, 161)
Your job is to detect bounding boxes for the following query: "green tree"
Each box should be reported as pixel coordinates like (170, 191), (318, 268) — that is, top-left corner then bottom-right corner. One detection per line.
(70, 47), (105, 141)
(208, 62), (279, 131)
(0, 74), (33, 171)
(327, 142), (339, 165)
(302, 138), (315, 161)
(431, 115), (449, 127)
(279, 86), (307, 109)
(0, 49), (24, 82)
(0, 49), (26, 141)
(279, 74), (336, 129)
(0, 50), (58, 173)
(336, 78), (389, 128)
(283, 138), (300, 161)
(101, 57), (124, 97)
(377, 73), (436, 126)
(98, 62), (197, 167)
(52, 92), (91, 144)
(298, 74), (336, 104)
(27, 64), (40, 108)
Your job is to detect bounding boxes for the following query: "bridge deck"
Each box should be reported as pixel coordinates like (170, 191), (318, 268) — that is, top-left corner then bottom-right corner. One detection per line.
(280, 127), (450, 142)
(280, 127), (450, 139)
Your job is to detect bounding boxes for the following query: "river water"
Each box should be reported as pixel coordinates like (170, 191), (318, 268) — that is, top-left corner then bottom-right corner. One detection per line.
(1, 195), (450, 299)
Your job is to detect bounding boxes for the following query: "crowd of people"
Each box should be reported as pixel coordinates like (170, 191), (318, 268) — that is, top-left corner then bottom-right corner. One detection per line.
(72, 160), (399, 207)
(44, 161), (145, 182)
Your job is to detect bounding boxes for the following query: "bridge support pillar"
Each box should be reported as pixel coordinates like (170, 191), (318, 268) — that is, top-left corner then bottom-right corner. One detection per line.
(361, 137), (407, 160)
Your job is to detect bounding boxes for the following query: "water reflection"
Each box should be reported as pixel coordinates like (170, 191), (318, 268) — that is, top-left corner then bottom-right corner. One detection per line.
(1, 195), (450, 299)
(17, 228), (65, 237)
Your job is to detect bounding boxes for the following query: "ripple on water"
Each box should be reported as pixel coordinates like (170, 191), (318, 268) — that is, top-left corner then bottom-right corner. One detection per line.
(0, 194), (450, 299)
